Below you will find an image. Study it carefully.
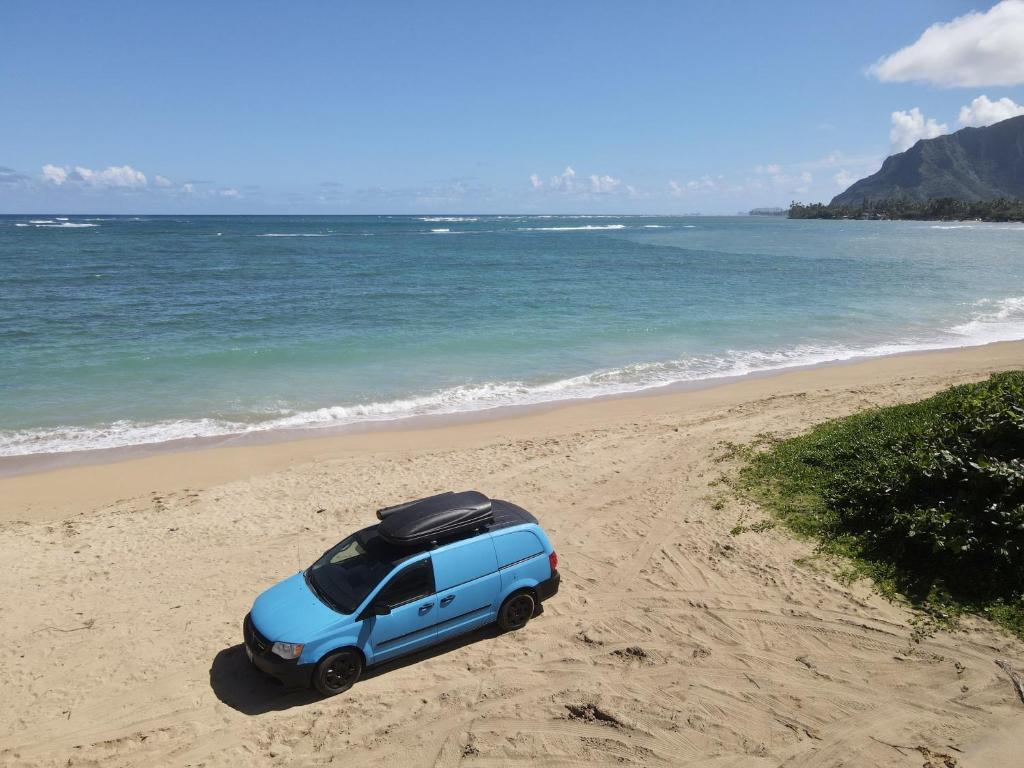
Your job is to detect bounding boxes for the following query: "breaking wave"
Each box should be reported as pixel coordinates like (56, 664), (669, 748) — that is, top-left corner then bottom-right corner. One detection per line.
(4, 295), (1023, 458)
(16, 220), (98, 228)
(516, 224), (627, 232)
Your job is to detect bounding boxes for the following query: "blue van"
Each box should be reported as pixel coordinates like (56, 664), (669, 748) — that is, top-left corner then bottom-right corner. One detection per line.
(243, 491), (559, 695)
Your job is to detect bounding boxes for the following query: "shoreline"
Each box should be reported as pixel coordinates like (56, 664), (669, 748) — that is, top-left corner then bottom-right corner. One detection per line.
(2, 336), (1021, 480)
(2, 338), (1021, 522)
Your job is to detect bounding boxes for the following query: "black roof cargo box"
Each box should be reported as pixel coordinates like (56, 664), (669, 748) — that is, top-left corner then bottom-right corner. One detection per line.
(377, 490), (493, 547)
(377, 491), (454, 520)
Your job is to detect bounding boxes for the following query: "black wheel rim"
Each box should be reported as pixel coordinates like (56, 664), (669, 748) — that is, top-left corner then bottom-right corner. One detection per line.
(323, 655), (358, 691)
(507, 596), (533, 626)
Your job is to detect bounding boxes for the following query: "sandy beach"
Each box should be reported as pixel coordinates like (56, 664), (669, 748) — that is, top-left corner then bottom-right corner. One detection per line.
(2, 341), (1024, 767)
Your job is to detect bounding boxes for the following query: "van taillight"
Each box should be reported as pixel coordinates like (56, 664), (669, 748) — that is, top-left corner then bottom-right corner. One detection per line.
(549, 551), (558, 572)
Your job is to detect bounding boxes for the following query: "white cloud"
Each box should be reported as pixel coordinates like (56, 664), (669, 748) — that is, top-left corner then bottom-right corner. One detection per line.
(41, 164), (68, 185)
(154, 174), (173, 188)
(687, 175), (720, 191)
(589, 173), (620, 193)
(182, 183), (195, 194)
(889, 108), (948, 152)
(667, 151), (876, 204)
(668, 175), (731, 196)
(80, 165), (147, 188)
(834, 169), (857, 189)
(767, 171), (812, 195)
(218, 187), (241, 198)
(529, 165), (624, 195)
(869, 0), (1024, 87)
(957, 94), (1024, 126)
(42, 163), (148, 188)
(548, 166), (577, 191)
(797, 150), (883, 173)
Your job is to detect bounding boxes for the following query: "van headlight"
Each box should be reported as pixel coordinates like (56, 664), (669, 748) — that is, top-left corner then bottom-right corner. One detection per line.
(271, 641), (305, 660)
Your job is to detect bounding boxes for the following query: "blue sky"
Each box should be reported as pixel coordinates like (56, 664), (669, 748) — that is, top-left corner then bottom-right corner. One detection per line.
(2, 0), (1023, 214)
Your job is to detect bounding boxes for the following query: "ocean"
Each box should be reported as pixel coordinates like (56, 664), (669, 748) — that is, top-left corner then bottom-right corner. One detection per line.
(1, 214), (1022, 457)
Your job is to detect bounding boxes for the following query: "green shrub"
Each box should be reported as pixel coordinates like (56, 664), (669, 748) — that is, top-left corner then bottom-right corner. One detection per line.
(743, 371), (1024, 636)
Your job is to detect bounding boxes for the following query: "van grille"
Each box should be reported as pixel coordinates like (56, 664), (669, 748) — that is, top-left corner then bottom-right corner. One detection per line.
(244, 613), (271, 654)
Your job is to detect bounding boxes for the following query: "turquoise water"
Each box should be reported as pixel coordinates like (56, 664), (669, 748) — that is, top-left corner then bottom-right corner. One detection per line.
(1, 214), (1023, 456)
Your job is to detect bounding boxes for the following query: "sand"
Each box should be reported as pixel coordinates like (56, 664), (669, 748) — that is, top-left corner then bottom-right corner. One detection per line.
(2, 341), (1023, 767)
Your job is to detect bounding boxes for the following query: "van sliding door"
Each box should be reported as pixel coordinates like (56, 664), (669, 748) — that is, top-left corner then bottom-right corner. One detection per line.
(431, 536), (500, 642)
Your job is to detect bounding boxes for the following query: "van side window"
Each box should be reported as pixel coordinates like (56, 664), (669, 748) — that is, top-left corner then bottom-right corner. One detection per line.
(493, 530), (544, 568)
(376, 560), (434, 608)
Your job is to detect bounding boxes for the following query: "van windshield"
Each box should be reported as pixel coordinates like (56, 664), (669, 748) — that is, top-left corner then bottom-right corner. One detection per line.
(306, 527), (407, 614)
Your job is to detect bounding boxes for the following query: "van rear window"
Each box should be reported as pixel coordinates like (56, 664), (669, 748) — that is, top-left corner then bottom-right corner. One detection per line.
(493, 530), (544, 568)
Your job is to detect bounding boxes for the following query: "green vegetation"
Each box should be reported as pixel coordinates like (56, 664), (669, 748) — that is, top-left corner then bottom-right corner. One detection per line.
(741, 371), (1024, 638)
(789, 197), (1024, 222)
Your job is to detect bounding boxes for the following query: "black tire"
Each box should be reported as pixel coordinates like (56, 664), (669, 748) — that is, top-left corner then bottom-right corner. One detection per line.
(498, 591), (536, 632)
(313, 649), (363, 696)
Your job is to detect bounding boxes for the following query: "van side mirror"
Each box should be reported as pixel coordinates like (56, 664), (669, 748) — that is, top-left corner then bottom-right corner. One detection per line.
(359, 602), (391, 621)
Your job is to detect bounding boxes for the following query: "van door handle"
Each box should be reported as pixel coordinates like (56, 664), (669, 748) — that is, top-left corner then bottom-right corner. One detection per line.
(418, 603), (434, 614)
(440, 595), (455, 607)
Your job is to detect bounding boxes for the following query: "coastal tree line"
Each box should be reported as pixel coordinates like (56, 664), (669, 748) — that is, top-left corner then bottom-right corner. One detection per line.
(788, 197), (1024, 222)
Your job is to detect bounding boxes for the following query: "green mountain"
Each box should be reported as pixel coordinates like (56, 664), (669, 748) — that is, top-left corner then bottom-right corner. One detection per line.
(832, 115), (1024, 205)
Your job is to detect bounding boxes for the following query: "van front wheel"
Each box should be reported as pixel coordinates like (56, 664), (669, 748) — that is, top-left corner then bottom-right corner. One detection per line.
(314, 649), (362, 696)
(498, 591), (536, 632)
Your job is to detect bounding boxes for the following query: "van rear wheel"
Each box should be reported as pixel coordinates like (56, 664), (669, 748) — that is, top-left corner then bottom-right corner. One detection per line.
(498, 591), (536, 632)
(314, 649), (362, 696)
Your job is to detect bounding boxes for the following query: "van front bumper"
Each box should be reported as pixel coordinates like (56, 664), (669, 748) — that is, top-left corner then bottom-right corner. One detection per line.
(243, 613), (315, 689)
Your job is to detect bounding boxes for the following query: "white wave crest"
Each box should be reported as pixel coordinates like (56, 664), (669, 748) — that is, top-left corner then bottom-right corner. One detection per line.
(20, 221), (99, 228)
(419, 217), (479, 222)
(516, 224), (627, 232)
(259, 233), (329, 237)
(948, 296), (1024, 342)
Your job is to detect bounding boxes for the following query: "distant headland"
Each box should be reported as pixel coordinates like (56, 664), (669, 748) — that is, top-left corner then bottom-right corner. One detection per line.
(790, 114), (1024, 222)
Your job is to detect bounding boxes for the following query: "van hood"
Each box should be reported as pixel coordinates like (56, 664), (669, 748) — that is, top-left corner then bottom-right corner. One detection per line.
(250, 571), (351, 642)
